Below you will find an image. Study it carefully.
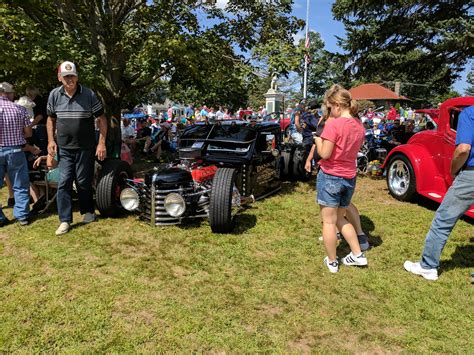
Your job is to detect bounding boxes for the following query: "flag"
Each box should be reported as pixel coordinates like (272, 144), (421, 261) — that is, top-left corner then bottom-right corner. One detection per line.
(304, 33), (311, 64)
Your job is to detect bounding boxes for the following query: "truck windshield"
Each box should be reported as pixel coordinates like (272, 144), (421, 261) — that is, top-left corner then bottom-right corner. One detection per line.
(180, 124), (213, 140)
(207, 123), (256, 143)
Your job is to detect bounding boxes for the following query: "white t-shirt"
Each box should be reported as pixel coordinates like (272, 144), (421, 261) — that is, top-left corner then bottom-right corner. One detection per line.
(121, 125), (136, 139)
(216, 110), (224, 120)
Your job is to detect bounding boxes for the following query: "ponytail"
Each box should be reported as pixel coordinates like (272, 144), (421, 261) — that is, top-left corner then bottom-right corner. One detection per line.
(349, 99), (359, 118)
(323, 84), (358, 118)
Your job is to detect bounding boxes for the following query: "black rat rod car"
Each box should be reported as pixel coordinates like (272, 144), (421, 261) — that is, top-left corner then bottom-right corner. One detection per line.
(119, 120), (284, 233)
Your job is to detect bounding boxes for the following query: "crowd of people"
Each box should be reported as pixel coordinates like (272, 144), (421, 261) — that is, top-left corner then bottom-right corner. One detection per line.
(1, 61), (472, 281)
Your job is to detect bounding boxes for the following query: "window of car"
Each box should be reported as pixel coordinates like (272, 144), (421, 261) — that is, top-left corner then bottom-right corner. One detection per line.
(256, 129), (280, 153)
(180, 124), (213, 148)
(449, 107), (463, 132)
(207, 123), (256, 142)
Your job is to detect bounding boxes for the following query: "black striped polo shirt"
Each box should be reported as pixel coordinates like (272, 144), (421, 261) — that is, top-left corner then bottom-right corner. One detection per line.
(47, 84), (104, 149)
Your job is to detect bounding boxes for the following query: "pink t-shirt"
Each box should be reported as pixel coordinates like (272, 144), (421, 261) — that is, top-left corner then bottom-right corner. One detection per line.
(319, 117), (365, 178)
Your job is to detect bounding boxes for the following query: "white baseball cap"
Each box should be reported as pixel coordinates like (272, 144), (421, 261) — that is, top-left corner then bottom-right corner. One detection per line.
(0, 82), (14, 93)
(58, 61), (78, 77)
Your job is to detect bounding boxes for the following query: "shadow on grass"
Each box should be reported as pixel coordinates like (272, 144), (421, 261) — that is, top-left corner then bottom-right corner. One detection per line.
(174, 214), (257, 235)
(231, 213), (257, 234)
(407, 195), (473, 225)
(439, 237), (474, 272)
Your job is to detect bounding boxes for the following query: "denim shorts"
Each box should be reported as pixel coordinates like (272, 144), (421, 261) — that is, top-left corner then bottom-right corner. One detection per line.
(316, 169), (356, 208)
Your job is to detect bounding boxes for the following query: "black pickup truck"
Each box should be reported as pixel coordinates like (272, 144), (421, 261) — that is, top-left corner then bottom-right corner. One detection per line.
(119, 120), (292, 233)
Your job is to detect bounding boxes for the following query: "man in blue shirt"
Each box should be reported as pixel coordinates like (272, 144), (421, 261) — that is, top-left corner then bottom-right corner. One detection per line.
(404, 105), (474, 281)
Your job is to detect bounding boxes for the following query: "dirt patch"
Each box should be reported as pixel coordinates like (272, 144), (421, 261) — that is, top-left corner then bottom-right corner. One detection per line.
(258, 304), (283, 316)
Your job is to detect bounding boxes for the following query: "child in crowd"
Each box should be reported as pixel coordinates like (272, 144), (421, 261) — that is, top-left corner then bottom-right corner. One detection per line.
(312, 84), (367, 273)
(306, 104), (370, 252)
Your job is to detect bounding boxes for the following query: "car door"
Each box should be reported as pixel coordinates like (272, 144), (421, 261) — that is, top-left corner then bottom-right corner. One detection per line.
(441, 107), (460, 186)
(251, 127), (281, 198)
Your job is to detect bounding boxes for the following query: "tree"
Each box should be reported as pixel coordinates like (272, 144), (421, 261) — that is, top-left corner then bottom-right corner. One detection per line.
(332, 0), (473, 99)
(466, 67), (474, 96)
(296, 31), (350, 98)
(2, 0), (303, 117)
(430, 89), (461, 107)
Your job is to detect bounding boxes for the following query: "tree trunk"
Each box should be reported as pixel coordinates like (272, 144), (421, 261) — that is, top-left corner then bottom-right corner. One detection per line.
(101, 93), (123, 159)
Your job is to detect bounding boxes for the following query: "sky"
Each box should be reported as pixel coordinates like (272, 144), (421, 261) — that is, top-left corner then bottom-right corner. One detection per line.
(215, 0), (471, 93)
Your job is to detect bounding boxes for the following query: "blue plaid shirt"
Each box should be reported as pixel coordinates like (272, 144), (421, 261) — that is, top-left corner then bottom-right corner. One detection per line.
(0, 96), (30, 146)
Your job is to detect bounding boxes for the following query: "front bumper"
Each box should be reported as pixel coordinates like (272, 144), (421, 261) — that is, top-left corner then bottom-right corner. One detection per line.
(136, 184), (210, 226)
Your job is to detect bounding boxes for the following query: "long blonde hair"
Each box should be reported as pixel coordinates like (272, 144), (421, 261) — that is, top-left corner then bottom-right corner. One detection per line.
(324, 84), (358, 117)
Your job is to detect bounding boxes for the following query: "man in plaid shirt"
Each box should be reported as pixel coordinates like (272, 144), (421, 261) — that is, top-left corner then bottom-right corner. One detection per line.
(0, 82), (33, 226)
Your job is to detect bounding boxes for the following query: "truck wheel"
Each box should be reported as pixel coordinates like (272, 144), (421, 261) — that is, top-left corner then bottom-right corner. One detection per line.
(386, 154), (417, 201)
(96, 159), (133, 217)
(293, 146), (309, 181)
(209, 168), (237, 233)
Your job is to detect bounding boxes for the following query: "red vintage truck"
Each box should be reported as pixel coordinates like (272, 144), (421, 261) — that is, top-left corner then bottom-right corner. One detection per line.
(382, 96), (474, 218)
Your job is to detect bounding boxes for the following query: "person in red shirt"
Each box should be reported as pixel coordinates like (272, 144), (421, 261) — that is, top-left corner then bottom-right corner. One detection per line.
(387, 105), (397, 121)
(312, 84), (367, 273)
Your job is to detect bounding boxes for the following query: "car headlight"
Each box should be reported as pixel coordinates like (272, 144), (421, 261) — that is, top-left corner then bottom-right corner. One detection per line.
(120, 188), (139, 211)
(164, 193), (186, 217)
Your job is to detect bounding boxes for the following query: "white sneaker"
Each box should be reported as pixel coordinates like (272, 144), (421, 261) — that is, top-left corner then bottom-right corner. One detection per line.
(342, 252), (368, 266)
(404, 261), (438, 281)
(82, 212), (96, 224)
(324, 257), (339, 273)
(55, 222), (70, 236)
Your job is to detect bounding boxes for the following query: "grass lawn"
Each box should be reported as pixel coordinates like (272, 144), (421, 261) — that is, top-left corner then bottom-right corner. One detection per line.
(0, 176), (473, 352)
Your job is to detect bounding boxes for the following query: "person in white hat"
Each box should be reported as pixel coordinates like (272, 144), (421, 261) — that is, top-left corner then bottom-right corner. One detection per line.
(46, 61), (107, 235)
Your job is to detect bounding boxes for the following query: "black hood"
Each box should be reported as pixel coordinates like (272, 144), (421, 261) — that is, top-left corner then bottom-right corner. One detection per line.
(145, 167), (193, 186)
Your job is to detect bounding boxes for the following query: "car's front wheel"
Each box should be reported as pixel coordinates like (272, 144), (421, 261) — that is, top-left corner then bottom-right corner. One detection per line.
(96, 159), (133, 217)
(386, 154), (417, 201)
(209, 168), (237, 233)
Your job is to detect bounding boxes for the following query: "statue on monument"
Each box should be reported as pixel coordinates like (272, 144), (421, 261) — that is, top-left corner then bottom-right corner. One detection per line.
(270, 72), (278, 91)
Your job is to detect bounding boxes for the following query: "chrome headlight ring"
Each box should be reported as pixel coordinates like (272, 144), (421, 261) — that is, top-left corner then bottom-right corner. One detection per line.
(120, 187), (140, 211)
(164, 193), (186, 217)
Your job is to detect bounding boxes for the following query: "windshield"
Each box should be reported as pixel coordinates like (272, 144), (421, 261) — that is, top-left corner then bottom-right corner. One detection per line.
(207, 123), (257, 143)
(180, 124), (213, 140)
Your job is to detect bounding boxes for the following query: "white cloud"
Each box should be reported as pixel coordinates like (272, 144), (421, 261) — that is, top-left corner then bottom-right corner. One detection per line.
(293, 1), (303, 9)
(215, 0), (228, 9)
(293, 31), (305, 45)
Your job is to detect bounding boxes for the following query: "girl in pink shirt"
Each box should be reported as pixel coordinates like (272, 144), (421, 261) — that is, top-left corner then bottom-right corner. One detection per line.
(312, 84), (367, 273)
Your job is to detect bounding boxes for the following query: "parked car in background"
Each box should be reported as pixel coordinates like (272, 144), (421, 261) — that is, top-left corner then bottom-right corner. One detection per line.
(414, 108), (440, 131)
(382, 96), (474, 218)
(262, 111), (291, 134)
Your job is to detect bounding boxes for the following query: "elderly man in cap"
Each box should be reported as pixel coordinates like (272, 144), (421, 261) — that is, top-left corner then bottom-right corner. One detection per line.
(47, 61), (107, 235)
(0, 82), (33, 226)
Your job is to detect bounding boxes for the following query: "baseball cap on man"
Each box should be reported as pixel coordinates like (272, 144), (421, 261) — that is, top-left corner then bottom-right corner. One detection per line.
(0, 82), (14, 93)
(58, 61), (78, 77)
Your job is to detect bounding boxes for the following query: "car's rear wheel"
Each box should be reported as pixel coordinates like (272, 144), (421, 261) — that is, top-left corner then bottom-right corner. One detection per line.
(386, 154), (417, 201)
(209, 168), (237, 233)
(96, 159), (133, 217)
(292, 145), (309, 181)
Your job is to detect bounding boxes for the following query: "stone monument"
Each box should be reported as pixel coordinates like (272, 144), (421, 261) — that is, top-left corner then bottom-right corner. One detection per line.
(264, 73), (284, 113)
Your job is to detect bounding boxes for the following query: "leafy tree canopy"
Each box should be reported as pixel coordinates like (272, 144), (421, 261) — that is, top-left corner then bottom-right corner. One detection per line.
(295, 31), (349, 98)
(332, 0), (473, 100)
(1, 0), (303, 116)
(466, 66), (474, 96)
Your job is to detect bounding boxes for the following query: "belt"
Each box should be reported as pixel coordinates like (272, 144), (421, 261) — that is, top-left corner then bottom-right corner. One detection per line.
(463, 166), (474, 171)
(0, 146), (23, 153)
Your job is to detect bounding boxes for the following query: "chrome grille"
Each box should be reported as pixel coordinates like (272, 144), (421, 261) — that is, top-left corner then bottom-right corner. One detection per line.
(140, 185), (209, 226)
